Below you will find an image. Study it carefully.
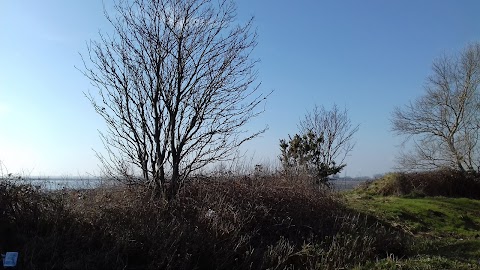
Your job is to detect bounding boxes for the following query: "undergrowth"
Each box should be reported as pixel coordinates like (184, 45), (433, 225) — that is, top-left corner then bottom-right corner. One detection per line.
(357, 169), (480, 199)
(0, 177), (409, 269)
(347, 170), (480, 269)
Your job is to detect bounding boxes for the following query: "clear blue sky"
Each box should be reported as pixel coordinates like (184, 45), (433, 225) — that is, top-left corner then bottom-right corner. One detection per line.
(1, 1), (479, 177)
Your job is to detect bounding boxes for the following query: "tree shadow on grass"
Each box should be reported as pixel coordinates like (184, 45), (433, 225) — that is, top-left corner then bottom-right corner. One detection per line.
(427, 239), (480, 263)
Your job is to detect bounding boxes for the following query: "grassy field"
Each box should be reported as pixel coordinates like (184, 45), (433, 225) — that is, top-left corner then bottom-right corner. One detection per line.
(1, 171), (480, 269)
(347, 173), (480, 269)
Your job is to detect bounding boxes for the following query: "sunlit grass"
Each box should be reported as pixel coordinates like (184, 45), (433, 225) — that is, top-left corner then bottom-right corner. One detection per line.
(346, 195), (480, 237)
(344, 174), (480, 269)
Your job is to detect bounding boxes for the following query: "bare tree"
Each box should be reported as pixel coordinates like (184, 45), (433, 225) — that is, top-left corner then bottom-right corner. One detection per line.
(392, 43), (480, 172)
(299, 104), (359, 172)
(280, 104), (359, 184)
(80, 0), (266, 199)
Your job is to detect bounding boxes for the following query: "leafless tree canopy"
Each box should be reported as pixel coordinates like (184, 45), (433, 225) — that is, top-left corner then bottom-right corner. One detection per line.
(392, 43), (480, 172)
(298, 104), (359, 171)
(80, 0), (266, 199)
(279, 104), (358, 183)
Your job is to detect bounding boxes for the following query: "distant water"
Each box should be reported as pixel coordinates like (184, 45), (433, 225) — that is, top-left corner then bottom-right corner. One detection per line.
(8, 177), (367, 191)
(330, 178), (368, 191)
(6, 177), (116, 190)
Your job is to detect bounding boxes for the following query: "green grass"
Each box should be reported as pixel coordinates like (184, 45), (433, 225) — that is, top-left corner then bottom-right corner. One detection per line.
(344, 177), (480, 269)
(356, 254), (480, 270)
(346, 195), (480, 238)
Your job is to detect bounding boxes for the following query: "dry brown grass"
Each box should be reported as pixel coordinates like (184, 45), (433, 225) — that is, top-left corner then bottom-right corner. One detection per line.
(0, 177), (409, 269)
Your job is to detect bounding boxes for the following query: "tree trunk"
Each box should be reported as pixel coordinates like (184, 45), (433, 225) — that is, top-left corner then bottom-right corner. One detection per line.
(153, 166), (166, 199)
(168, 164), (180, 201)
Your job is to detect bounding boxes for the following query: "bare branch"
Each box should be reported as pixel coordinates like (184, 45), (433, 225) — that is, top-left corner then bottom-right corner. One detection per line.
(280, 104), (359, 185)
(392, 43), (480, 172)
(79, 0), (266, 199)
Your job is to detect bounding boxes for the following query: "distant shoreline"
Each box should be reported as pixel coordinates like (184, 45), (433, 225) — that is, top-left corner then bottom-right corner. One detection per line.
(4, 176), (368, 191)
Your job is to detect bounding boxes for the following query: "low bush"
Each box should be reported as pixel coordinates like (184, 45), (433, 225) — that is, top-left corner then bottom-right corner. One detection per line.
(0, 181), (123, 269)
(0, 177), (409, 269)
(359, 169), (480, 199)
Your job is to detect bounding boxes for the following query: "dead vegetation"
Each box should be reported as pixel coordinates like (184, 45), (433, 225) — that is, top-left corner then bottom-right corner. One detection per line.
(0, 177), (409, 269)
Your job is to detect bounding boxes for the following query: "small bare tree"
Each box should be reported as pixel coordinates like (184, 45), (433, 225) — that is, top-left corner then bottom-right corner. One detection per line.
(80, 0), (266, 199)
(392, 43), (480, 172)
(280, 104), (359, 185)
